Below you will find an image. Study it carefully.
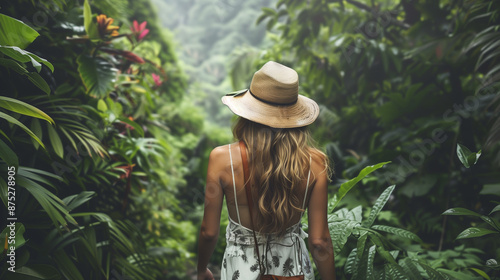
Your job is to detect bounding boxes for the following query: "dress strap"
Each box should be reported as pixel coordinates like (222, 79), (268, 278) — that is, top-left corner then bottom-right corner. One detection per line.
(229, 143), (241, 224)
(300, 155), (312, 218)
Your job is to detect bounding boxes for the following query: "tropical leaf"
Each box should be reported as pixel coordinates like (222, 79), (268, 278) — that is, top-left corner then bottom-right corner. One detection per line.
(77, 55), (117, 98)
(369, 234), (397, 265)
(363, 185), (396, 227)
(345, 248), (358, 275)
(418, 261), (451, 280)
(16, 175), (76, 227)
(30, 118), (43, 150)
(329, 161), (391, 210)
(0, 45), (54, 72)
(0, 14), (39, 49)
(372, 225), (423, 243)
(47, 125), (64, 158)
(0, 57), (28, 74)
(383, 264), (408, 280)
(329, 219), (359, 255)
(62, 191), (96, 212)
(366, 245), (376, 280)
(0, 96), (54, 124)
(0, 111), (45, 149)
(456, 227), (498, 239)
(400, 258), (422, 280)
(456, 144), (481, 168)
(83, 0), (100, 39)
(26, 72), (52, 94)
(442, 207), (481, 217)
(0, 137), (18, 167)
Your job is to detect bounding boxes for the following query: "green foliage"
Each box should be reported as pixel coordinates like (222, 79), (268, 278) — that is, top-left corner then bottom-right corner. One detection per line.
(456, 144), (482, 168)
(0, 14), (39, 49)
(0, 0), (200, 278)
(254, 0), (500, 278)
(77, 55), (118, 98)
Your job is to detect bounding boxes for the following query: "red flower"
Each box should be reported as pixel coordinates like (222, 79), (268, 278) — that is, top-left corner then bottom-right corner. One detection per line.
(152, 73), (162, 87)
(130, 20), (149, 41)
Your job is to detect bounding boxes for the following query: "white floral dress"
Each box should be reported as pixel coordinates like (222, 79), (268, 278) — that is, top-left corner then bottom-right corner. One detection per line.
(220, 144), (315, 280)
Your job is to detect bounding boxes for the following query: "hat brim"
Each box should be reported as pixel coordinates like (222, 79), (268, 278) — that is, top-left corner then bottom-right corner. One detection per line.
(221, 90), (319, 128)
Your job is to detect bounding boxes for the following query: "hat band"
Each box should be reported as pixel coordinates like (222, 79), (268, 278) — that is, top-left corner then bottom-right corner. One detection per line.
(248, 88), (298, 106)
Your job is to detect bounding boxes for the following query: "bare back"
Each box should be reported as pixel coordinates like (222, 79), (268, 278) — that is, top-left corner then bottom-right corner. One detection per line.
(218, 142), (322, 232)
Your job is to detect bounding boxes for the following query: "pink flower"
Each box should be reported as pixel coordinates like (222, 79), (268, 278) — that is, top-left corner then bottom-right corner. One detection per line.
(152, 73), (162, 87)
(130, 20), (149, 41)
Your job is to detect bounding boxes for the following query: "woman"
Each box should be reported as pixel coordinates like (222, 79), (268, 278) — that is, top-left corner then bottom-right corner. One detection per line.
(197, 61), (336, 279)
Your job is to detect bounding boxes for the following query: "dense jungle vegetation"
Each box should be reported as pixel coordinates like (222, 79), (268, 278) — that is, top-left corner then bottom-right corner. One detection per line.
(0, 0), (499, 279)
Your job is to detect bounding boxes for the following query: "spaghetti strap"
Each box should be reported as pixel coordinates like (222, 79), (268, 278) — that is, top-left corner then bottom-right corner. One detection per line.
(300, 155), (312, 217)
(228, 143), (241, 224)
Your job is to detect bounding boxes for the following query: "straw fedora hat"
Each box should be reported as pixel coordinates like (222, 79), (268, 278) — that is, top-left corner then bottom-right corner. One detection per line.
(221, 61), (319, 128)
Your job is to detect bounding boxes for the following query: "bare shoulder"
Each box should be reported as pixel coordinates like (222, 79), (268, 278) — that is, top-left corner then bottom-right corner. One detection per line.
(208, 145), (230, 166)
(308, 147), (328, 172)
(208, 143), (238, 163)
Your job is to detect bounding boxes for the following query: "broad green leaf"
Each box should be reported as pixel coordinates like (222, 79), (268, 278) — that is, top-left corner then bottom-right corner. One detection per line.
(364, 185), (396, 227)
(47, 125), (64, 158)
(329, 219), (359, 255)
(0, 111), (45, 149)
(456, 227), (498, 239)
(0, 14), (39, 49)
(83, 0), (99, 39)
(0, 45), (54, 72)
(457, 144), (481, 168)
(0, 138), (18, 167)
(0, 223), (26, 252)
(26, 72), (51, 94)
(77, 55), (117, 98)
(372, 225), (423, 242)
(97, 98), (107, 112)
(0, 96), (54, 124)
(329, 161), (391, 210)
(442, 207), (481, 217)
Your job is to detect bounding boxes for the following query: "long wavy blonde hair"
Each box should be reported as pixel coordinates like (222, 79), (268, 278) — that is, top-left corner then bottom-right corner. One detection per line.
(233, 117), (332, 236)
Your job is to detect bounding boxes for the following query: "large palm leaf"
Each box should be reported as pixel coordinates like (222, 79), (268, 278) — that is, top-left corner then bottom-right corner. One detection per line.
(26, 95), (109, 158)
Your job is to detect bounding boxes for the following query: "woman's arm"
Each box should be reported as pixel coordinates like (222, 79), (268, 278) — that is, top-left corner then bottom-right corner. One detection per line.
(197, 147), (225, 277)
(307, 163), (336, 279)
